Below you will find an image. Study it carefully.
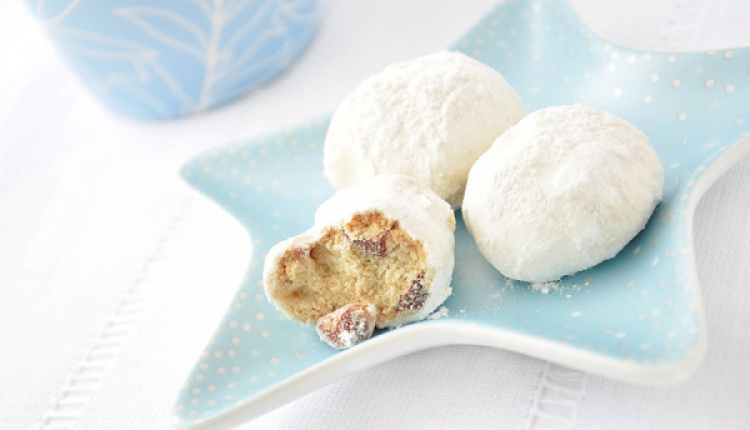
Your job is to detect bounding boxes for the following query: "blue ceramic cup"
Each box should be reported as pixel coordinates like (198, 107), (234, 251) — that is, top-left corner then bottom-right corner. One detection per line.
(29, 0), (320, 119)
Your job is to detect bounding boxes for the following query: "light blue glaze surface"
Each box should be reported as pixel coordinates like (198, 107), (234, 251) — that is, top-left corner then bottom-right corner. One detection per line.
(29, 0), (319, 119)
(175, 0), (749, 426)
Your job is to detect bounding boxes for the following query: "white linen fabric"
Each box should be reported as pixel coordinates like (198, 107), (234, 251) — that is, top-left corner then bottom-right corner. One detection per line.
(0, 0), (748, 429)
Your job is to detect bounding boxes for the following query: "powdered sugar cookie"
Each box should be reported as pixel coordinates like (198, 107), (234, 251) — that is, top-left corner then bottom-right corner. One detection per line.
(324, 50), (525, 208)
(463, 104), (664, 283)
(263, 174), (455, 348)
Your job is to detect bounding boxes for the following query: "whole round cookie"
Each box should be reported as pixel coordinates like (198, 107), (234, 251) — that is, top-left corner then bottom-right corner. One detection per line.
(324, 50), (525, 208)
(263, 174), (455, 348)
(462, 104), (664, 283)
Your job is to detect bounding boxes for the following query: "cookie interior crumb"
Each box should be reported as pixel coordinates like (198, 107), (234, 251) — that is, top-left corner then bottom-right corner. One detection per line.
(271, 212), (433, 325)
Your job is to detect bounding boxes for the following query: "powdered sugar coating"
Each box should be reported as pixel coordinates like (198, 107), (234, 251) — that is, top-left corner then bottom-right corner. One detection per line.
(264, 174), (455, 328)
(463, 104), (664, 283)
(323, 50), (525, 208)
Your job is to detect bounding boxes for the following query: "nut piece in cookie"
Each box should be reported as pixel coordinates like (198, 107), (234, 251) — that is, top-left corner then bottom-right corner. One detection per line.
(398, 272), (427, 311)
(316, 304), (377, 350)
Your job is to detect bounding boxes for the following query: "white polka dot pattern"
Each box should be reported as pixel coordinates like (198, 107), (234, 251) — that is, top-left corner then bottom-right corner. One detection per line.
(174, 0), (749, 427)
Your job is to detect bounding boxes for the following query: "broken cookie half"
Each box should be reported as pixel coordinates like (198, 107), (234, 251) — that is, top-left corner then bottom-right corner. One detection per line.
(263, 174), (455, 350)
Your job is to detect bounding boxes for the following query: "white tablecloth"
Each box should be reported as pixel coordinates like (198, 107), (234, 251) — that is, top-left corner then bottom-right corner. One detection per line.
(1, 0), (749, 429)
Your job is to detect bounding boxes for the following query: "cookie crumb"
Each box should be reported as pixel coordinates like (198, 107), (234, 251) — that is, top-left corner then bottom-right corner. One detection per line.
(427, 306), (450, 320)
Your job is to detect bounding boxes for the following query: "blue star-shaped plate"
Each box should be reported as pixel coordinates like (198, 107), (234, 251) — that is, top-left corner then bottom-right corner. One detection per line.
(174, 0), (749, 427)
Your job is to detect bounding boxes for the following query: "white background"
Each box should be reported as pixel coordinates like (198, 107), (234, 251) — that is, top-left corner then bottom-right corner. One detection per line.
(1, 0), (749, 429)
